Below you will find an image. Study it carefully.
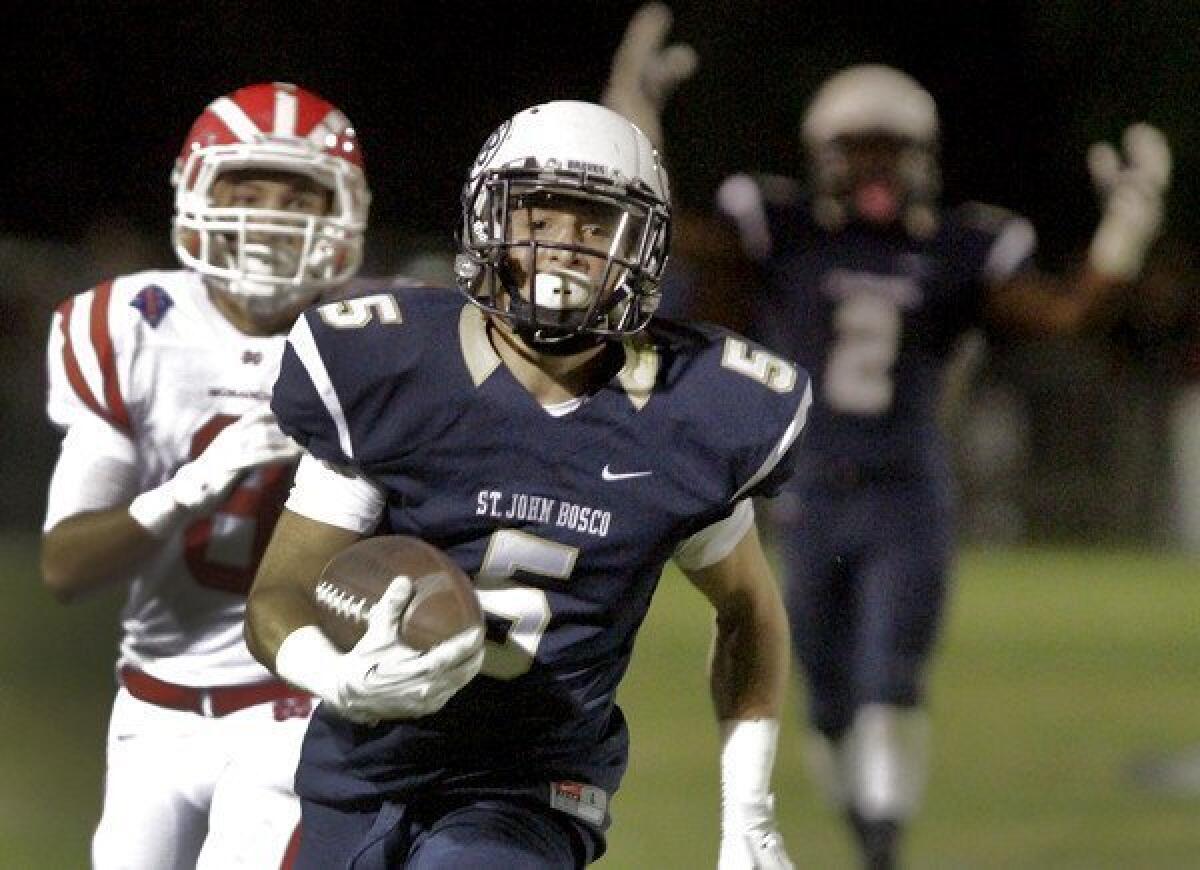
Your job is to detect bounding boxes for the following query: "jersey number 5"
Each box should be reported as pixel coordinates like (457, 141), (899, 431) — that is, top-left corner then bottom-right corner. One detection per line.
(183, 415), (293, 595)
(721, 338), (797, 393)
(317, 294), (402, 329)
(475, 529), (577, 679)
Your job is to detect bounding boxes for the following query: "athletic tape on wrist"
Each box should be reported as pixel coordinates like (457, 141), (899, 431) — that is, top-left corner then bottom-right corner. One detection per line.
(275, 624), (345, 706)
(720, 718), (780, 805)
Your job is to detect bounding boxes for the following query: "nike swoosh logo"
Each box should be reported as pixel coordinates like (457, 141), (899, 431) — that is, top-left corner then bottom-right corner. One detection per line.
(601, 464), (653, 481)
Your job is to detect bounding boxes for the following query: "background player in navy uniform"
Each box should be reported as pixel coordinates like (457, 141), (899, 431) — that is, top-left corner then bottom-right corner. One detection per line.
(245, 100), (810, 868)
(648, 60), (1171, 868)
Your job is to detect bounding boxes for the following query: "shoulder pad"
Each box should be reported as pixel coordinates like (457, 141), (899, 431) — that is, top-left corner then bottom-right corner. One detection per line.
(652, 321), (811, 501)
(272, 287), (462, 464)
(46, 277), (139, 435)
(948, 202), (1038, 285)
(952, 201), (1027, 233)
(716, 173), (811, 261)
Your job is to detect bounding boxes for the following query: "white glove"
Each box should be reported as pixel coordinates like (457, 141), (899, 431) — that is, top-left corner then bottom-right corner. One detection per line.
(601, 2), (698, 148)
(719, 720), (795, 870)
(1086, 122), (1172, 281)
(276, 576), (485, 725)
(129, 407), (302, 537)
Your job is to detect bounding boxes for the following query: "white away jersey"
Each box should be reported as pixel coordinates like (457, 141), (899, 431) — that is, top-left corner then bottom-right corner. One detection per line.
(45, 269), (294, 686)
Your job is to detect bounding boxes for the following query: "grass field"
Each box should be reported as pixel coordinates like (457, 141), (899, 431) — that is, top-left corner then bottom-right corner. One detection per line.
(2, 531), (1198, 868)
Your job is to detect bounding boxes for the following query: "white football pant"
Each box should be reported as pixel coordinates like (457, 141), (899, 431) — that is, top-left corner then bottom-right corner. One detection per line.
(91, 688), (310, 870)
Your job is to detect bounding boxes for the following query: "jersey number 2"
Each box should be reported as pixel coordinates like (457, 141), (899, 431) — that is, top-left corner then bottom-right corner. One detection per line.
(824, 295), (900, 413)
(183, 415), (292, 595)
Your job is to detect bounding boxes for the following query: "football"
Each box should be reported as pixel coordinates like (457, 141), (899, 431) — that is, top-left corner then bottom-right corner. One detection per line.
(313, 535), (483, 653)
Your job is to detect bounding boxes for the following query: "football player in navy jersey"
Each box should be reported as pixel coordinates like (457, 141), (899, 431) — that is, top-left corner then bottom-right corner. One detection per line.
(245, 100), (810, 868)
(633, 53), (1171, 868)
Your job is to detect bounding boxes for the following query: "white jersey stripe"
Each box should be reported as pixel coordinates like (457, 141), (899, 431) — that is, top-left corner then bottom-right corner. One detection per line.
(274, 88), (298, 137)
(732, 378), (812, 503)
(288, 315), (355, 460)
(208, 96), (263, 143)
(673, 498), (756, 572)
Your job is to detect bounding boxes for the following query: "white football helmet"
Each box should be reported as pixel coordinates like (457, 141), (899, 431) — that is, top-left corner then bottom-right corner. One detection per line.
(172, 82), (370, 319)
(456, 100), (671, 347)
(801, 65), (940, 236)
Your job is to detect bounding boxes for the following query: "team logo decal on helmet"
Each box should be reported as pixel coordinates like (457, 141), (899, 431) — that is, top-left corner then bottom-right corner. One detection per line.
(473, 119), (512, 170)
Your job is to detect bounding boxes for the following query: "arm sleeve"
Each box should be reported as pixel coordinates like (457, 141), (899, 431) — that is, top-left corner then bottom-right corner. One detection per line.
(43, 421), (140, 531)
(673, 499), (755, 572)
(285, 453), (386, 534)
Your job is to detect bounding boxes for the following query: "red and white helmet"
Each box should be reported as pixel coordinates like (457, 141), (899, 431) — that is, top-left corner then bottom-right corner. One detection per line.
(172, 82), (370, 315)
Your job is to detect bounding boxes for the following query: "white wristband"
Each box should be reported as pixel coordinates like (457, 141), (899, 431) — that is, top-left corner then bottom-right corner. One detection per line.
(127, 484), (186, 539)
(275, 624), (345, 707)
(720, 718), (780, 807)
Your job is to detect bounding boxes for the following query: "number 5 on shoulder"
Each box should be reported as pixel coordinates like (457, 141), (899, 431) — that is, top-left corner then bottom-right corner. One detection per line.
(318, 294), (403, 329)
(721, 338), (797, 393)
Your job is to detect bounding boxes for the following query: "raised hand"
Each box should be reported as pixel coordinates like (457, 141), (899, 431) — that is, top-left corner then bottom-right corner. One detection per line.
(602, 2), (698, 147)
(1086, 122), (1172, 281)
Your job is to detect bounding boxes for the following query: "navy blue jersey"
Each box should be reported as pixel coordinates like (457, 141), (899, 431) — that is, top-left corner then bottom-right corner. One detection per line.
(273, 288), (810, 809)
(718, 173), (1035, 472)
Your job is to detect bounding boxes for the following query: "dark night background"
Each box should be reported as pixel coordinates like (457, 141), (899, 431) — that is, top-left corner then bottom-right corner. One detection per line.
(1, 0), (1197, 532)
(5, 0), (1197, 261)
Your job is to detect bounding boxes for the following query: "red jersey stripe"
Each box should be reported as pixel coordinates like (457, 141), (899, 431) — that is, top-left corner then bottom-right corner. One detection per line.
(57, 298), (111, 425)
(89, 280), (133, 435)
(280, 822), (302, 869)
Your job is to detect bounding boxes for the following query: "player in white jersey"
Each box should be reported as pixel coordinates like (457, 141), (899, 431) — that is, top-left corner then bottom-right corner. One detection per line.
(40, 81), (370, 870)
